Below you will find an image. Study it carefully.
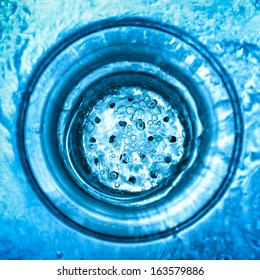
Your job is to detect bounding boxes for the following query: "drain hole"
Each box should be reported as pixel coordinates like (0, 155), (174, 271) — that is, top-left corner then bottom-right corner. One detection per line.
(128, 176), (136, 184)
(94, 117), (101, 124)
(69, 74), (192, 194)
(23, 19), (242, 240)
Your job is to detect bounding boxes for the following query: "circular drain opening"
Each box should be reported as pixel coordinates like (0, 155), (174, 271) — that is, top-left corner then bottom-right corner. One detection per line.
(21, 18), (243, 241)
(61, 71), (196, 205)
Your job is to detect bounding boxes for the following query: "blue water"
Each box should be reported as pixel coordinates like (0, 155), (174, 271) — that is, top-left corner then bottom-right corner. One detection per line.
(0, 0), (259, 259)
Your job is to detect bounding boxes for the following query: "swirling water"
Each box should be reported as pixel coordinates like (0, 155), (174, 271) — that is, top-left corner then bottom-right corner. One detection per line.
(0, 0), (259, 259)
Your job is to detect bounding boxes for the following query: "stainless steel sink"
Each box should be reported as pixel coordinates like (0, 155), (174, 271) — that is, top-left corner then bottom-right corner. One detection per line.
(0, 0), (259, 260)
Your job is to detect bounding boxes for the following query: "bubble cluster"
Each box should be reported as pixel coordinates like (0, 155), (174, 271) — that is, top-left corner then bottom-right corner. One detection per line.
(82, 86), (186, 192)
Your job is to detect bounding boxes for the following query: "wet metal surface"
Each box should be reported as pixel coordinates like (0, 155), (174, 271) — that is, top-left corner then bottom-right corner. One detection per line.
(0, 0), (259, 259)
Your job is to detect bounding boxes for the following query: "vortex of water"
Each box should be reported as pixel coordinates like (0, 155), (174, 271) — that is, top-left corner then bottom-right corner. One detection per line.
(20, 18), (243, 241)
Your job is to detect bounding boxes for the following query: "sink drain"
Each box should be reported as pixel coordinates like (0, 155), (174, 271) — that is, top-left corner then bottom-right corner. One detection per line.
(62, 71), (194, 203)
(20, 18), (243, 241)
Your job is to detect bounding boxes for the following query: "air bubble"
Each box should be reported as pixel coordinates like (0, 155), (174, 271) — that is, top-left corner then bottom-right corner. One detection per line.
(117, 105), (126, 114)
(124, 145), (131, 151)
(136, 119), (145, 130)
(85, 121), (94, 132)
(127, 106), (135, 115)
(33, 124), (40, 133)
(121, 153), (130, 163)
(139, 99), (145, 107)
(133, 101), (139, 108)
(147, 99), (157, 108)
(133, 108), (145, 120)
(100, 171), (108, 181)
(152, 106), (161, 115)
(109, 171), (119, 180)
(152, 115), (158, 121)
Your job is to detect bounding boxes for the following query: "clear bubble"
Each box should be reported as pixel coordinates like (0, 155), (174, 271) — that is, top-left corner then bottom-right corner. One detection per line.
(117, 105), (126, 114)
(136, 119), (145, 130)
(124, 145), (131, 151)
(127, 106), (135, 115)
(85, 121), (94, 132)
(152, 115), (158, 121)
(152, 106), (161, 115)
(147, 99), (158, 109)
(133, 101), (139, 108)
(133, 108), (146, 120)
(139, 99), (146, 107)
(33, 124), (40, 133)
(100, 171), (108, 181)
(108, 171), (119, 181)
